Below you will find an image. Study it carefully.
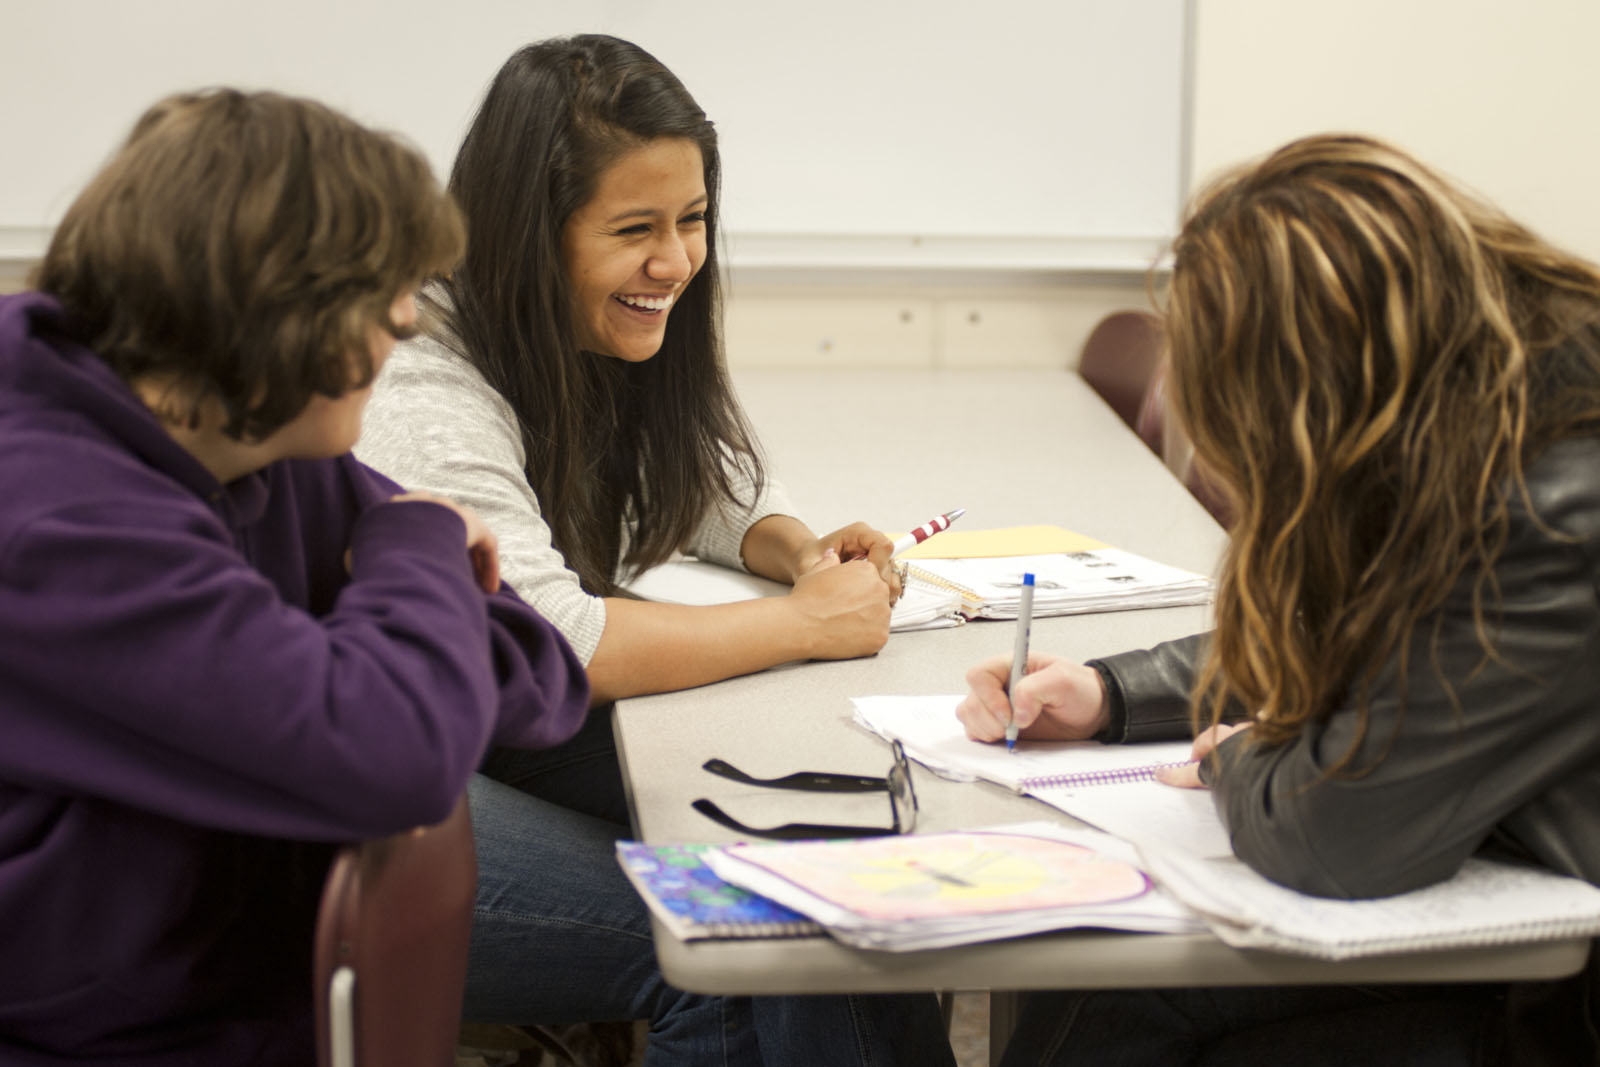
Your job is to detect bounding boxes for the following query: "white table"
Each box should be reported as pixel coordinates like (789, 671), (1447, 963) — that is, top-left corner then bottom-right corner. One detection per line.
(613, 370), (1588, 1017)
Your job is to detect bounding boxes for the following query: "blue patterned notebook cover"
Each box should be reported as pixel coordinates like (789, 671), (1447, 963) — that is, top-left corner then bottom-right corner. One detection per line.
(616, 841), (822, 939)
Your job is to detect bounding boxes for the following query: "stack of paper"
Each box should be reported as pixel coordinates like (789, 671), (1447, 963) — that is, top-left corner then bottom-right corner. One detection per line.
(904, 550), (1212, 620)
(704, 821), (1205, 951)
(1141, 848), (1600, 959)
(851, 696), (1600, 960)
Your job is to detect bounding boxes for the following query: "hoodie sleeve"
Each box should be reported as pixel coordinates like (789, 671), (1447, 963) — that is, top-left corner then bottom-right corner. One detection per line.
(0, 458), (589, 842)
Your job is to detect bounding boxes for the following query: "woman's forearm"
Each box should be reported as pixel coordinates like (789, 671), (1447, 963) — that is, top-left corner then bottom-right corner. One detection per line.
(585, 595), (822, 702)
(738, 513), (818, 583)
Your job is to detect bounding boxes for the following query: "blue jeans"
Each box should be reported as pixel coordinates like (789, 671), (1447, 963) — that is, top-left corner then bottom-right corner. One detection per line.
(465, 706), (955, 1067)
(999, 984), (1505, 1066)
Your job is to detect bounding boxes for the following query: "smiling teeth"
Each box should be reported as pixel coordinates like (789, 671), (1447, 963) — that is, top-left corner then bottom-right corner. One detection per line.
(617, 294), (673, 311)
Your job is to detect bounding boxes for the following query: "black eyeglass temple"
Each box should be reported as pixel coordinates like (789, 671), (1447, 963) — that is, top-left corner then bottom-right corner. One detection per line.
(691, 798), (897, 840)
(701, 758), (889, 793)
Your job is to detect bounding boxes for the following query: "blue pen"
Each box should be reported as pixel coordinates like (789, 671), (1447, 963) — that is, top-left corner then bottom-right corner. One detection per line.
(1006, 572), (1035, 753)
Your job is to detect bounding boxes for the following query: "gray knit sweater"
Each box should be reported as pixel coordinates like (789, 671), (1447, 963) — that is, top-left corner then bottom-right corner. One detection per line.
(355, 330), (795, 664)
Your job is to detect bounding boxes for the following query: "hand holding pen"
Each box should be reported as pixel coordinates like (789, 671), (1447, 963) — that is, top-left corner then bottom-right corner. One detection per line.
(803, 520), (903, 598)
(954, 648), (1112, 746)
(829, 508), (964, 599)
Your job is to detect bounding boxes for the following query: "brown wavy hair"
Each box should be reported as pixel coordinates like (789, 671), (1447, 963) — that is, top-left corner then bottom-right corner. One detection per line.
(435, 35), (763, 596)
(35, 89), (464, 440)
(1166, 134), (1600, 768)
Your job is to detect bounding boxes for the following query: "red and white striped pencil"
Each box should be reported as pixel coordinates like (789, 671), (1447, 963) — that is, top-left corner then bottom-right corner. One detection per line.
(890, 507), (966, 557)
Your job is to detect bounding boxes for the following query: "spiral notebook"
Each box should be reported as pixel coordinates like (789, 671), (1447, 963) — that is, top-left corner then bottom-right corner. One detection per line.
(850, 695), (1194, 793)
(616, 841), (824, 941)
(851, 694), (1233, 859)
(1140, 847), (1600, 959)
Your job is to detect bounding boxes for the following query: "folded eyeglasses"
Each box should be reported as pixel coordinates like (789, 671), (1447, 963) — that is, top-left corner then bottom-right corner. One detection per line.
(691, 739), (918, 840)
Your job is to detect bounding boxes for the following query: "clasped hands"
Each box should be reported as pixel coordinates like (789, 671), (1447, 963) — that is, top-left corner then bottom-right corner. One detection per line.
(956, 650), (1250, 789)
(789, 521), (903, 597)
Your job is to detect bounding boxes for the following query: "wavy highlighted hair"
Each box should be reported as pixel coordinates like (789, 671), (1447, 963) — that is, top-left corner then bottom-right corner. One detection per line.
(1166, 134), (1600, 766)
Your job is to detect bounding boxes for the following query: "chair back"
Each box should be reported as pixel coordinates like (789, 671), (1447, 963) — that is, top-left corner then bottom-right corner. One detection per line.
(1078, 309), (1165, 429)
(1084, 309), (1235, 528)
(313, 795), (476, 1067)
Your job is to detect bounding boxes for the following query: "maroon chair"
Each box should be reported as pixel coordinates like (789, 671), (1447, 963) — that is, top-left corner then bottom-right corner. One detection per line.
(1081, 309), (1234, 528)
(1078, 309), (1166, 430)
(1141, 362), (1234, 528)
(313, 794), (476, 1067)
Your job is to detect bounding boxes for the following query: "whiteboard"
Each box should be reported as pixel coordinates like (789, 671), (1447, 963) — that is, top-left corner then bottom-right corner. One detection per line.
(0, 0), (1188, 271)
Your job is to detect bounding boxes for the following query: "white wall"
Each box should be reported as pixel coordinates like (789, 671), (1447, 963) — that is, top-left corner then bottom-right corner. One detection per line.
(733, 0), (1600, 370)
(1189, 0), (1600, 263)
(0, 0), (1186, 276)
(12, 2), (1598, 369)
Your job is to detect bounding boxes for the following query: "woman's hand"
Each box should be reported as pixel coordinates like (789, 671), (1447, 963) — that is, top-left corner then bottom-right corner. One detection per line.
(797, 522), (902, 599)
(1155, 722), (1253, 789)
(786, 550), (894, 658)
(956, 652), (1110, 743)
(390, 490), (500, 593)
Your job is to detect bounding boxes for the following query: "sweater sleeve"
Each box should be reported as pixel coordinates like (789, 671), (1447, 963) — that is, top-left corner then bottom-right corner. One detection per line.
(685, 454), (800, 570)
(0, 477), (586, 842)
(355, 336), (610, 664)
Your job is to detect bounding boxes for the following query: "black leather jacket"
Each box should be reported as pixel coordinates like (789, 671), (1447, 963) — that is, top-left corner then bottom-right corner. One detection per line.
(1091, 435), (1600, 1062)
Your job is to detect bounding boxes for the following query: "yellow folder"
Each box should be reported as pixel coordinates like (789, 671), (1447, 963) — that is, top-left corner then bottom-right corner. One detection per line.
(893, 524), (1108, 560)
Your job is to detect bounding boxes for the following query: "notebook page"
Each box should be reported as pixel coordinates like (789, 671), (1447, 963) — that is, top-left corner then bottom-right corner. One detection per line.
(1028, 780), (1234, 859)
(851, 695), (1194, 792)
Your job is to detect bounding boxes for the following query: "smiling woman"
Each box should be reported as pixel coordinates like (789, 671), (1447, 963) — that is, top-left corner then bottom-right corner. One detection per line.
(562, 137), (708, 363)
(351, 33), (952, 1066)
(357, 35), (903, 695)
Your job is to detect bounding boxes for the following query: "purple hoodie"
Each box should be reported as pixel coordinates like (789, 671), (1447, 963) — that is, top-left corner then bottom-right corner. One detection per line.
(0, 292), (589, 1065)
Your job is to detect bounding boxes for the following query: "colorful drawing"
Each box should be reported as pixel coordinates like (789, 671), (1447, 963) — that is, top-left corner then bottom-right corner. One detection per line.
(724, 830), (1150, 922)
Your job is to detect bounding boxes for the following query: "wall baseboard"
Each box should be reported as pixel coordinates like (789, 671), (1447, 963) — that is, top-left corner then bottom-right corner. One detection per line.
(725, 280), (1154, 370)
(0, 227), (1158, 368)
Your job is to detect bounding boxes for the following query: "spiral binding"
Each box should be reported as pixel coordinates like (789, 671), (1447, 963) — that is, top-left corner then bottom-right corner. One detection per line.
(902, 563), (983, 610)
(702, 920), (822, 939)
(1020, 761), (1189, 790)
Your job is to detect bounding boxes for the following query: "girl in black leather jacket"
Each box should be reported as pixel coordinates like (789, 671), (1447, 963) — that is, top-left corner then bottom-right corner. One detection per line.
(959, 134), (1600, 1066)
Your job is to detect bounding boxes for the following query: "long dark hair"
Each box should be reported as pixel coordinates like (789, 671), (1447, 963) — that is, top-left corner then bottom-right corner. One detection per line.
(1167, 134), (1600, 770)
(434, 34), (763, 594)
